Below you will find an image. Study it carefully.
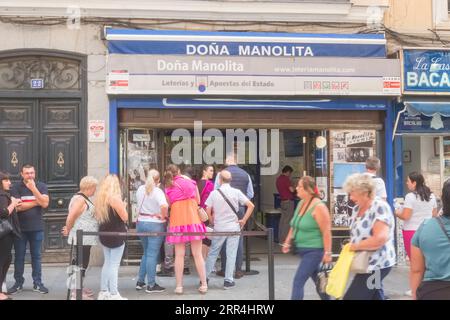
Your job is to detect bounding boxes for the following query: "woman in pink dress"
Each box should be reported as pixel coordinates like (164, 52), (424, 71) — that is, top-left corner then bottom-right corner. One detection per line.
(164, 164), (208, 294)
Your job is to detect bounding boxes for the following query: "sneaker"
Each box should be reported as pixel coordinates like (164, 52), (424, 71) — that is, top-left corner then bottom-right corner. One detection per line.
(97, 291), (110, 300)
(109, 293), (128, 300)
(136, 281), (146, 290)
(145, 283), (166, 293)
(183, 267), (191, 275)
(33, 283), (49, 294)
(404, 290), (412, 297)
(215, 270), (225, 277)
(234, 271), (244, 279)
(6, 283), (23, 295)
(223, 281), (235, 290)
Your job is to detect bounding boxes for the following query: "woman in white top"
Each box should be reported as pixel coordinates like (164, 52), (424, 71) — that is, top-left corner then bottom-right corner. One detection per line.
(396, 172), (437, 296)
(62, 176), (99, 299)
(135, 169), (168, 293)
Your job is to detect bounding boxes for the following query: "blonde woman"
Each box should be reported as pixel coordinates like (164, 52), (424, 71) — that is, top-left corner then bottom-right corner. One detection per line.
(164, 164), (208, 294)
(135, 169), (168, 293)
(343, 173), (396, 300)
(62, 176), (99, 299)
(95, 174), (128, 300)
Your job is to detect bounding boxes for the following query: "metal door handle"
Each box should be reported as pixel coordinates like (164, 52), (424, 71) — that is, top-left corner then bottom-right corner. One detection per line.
(57, 199), (64, 207)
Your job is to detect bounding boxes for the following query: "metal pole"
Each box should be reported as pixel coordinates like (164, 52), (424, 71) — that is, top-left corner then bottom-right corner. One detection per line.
(76, 229), (84, 301)
(267, 227), (275, 300)
(244, 223), (251, 272)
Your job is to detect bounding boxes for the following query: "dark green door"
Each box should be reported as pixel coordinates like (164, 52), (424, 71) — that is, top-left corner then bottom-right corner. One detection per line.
(0, 98), (85, 260)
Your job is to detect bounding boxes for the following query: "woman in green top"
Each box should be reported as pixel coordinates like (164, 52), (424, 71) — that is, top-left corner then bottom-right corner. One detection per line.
(411, 179), (450, 300)
(282, 176), (332, 300)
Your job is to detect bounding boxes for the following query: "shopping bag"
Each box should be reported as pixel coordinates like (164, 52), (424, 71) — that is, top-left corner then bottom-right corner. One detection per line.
(325, 243), (355, 299)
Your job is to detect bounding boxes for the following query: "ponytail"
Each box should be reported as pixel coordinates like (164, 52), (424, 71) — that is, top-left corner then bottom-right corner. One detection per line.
(145, 169), (160, 195)
(164, 164), (179, 188)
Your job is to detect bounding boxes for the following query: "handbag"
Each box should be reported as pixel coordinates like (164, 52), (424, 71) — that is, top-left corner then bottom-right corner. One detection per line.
(174, 181), (208, 223)
(350, 250), (372, 274)
(316, 263), (334, 294)
(197, 206), (209, 223)
(0, 217), (13, 239)
(326, 243), (355, 299)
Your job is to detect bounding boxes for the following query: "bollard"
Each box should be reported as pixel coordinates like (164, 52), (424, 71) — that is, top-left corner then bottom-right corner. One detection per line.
(267, 227), (275, 300)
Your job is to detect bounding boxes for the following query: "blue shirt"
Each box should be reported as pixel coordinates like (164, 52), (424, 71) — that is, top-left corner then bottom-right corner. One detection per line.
(214, 170), (254, 199)
(411, 216), (450, 282)
(10, 181), (48, 232)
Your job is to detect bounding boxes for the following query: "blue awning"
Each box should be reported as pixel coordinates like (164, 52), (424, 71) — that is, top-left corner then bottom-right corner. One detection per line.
(105, 28), (386, 57)
(405, 101), (450, 117)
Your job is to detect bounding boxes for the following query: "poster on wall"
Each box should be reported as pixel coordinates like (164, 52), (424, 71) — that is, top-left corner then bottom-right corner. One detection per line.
(330, 130), (376, 227)
(332, 192), (354, 227)
(316, 177), (328, 202)
(88, 120), (106, 142)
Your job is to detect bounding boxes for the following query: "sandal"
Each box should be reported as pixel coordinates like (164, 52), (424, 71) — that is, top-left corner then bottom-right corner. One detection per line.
(174, 287), (183, 295)
(198, 285), (208, 294)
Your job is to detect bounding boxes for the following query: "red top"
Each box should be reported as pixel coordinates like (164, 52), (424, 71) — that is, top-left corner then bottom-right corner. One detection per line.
(276, 174), (294, 201)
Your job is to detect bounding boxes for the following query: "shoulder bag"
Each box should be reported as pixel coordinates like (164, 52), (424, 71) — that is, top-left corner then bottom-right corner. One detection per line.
(174, 181), (208, 223)
(0, 217), (13, 239)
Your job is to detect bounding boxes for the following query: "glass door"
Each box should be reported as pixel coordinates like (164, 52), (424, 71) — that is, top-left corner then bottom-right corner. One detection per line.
(119, 128), (158, 226)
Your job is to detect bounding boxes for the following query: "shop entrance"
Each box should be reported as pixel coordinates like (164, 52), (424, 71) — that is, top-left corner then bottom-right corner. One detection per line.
(119, 128), (329, 225)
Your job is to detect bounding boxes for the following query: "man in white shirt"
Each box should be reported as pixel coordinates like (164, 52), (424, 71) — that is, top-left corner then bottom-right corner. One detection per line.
(365, 156), (387, 201)
(204, 170), (254, 289)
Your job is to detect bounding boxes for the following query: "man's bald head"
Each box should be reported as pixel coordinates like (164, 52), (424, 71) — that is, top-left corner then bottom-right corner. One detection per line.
(220, 170), (232, 184)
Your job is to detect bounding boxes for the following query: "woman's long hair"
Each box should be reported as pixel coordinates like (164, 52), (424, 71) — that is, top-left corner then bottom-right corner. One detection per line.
(94, 174), (122, 224)
(409, 172), (431, 202)
(299, 176), (320, 198)
(441, 179), (450, 218)
(0, 171), (10, 192)
(145, 169), (160, 195)
(164, 164), (179, 188)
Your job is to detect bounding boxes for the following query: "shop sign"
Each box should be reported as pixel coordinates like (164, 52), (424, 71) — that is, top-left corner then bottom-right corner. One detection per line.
(88, 120), (105, 142)
(402, 49), (450, 94)
(108, 70), (129, 91)
(397, 112), (450, 133)
(106, 29), (386, 58)
(107, 56), (400, 96)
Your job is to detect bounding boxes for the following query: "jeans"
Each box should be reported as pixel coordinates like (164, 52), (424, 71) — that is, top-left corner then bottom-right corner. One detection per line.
(100, 244), (125, 295)
(291, 248), (330, 300)
(137, 221), (165, 286)
(205, 235), (240, 283)
(13, 230), (44, 285)
(220, 206), (245, 272)
(343, 267), (391, 300)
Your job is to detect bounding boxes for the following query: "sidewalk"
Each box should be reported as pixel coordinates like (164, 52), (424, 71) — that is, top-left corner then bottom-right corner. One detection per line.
(5, 252), (412, 300)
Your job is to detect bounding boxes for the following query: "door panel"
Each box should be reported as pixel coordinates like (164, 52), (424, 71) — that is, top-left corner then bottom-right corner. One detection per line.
(0, 100), (35, 129)
(40, 100), (80, 130)
(44, 216), (67, 250)
(42, 133), (78, 187)
(0, 134), (35, 181)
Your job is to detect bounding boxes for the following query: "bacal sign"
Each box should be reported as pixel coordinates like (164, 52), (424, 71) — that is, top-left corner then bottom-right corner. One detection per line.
(403, 49), (450, 94)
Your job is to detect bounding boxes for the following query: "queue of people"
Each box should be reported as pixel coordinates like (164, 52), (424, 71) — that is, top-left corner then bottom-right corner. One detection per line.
(1, 157), (449, 300)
